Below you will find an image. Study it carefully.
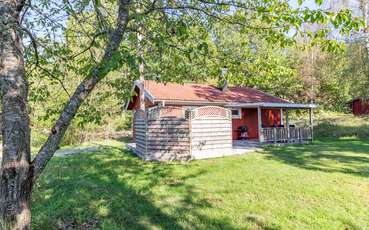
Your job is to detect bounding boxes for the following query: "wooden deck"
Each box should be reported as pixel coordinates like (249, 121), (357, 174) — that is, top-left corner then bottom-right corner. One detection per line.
(233, 139), (260, 148)
(260, 127), (313, 143)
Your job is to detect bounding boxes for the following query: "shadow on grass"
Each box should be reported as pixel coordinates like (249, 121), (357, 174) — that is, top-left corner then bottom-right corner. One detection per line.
(262, 138), (369, 177)
(32, 145), (253, 230)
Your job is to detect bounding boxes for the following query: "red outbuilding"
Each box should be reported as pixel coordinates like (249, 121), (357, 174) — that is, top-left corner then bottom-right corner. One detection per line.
(348, 98), (369, 116)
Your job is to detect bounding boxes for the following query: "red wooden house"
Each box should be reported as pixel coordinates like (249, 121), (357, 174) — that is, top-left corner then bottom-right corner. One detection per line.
(348, 98), (369, 116)
(126, 80), (315, 141)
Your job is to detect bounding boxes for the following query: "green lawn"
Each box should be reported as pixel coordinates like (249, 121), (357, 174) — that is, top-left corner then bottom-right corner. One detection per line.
(32, 139), (369, 230)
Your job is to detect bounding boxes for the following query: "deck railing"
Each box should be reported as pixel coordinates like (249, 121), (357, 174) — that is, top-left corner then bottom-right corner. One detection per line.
(260, 127), (312, 143)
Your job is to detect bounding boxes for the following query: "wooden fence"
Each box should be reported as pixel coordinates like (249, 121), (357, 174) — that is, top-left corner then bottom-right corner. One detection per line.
(190, 106), (232, 159)
(133, 107), (191, 161)
(133, 106), (232, 161)
(261, 127), (312, 143)
(133, 110), (146, 156)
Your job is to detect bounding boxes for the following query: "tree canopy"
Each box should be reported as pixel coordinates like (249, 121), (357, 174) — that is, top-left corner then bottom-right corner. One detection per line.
(0, 0), (366, 228)
(23, 0), (365, 131)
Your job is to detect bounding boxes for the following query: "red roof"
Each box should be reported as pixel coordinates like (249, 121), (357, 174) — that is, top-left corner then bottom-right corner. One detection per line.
(144, 80), (289, 104)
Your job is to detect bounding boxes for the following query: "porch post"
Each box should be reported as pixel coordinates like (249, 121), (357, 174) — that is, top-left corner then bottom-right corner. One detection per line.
(309, 108), (314, 142)
(286, 109), (290, 143)
(257, 106), (263, 143)
(139, 81), (145, 111)
(280, 108), (284, 125)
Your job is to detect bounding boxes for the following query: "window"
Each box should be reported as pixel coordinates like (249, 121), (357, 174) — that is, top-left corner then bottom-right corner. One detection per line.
(231, 108), (242, 119)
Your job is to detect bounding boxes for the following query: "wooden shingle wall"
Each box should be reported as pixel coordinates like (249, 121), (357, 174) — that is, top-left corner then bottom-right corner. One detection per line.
(133, 108), (192, 161)
(132, 106), (233, 161)
(133, 110), (147, 158)
(146, 118), (191, 161)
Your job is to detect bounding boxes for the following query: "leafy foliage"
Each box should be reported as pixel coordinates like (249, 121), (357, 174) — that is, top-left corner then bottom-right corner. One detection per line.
(20, 0), (365, 141)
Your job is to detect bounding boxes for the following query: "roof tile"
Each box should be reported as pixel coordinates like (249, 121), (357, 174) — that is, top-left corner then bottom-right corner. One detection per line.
(144, 80), (289, 104)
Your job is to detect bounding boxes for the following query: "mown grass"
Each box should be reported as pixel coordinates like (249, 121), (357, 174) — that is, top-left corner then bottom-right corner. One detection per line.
(32, 139), (369, 230)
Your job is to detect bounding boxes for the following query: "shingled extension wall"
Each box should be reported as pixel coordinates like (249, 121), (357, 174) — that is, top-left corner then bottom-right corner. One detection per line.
(132, 106), (232, 161)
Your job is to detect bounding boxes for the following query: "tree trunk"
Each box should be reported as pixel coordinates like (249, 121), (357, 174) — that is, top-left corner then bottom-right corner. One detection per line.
(0, 0), (33, 229)
(0, 0), (131, 228)
(31, 0), (131, 181)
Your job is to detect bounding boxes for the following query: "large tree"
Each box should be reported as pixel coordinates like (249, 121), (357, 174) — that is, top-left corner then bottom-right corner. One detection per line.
(0, 0), (363, 229)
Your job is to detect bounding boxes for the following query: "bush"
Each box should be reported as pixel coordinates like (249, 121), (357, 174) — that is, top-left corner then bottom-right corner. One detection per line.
(31, 130), (48, 149)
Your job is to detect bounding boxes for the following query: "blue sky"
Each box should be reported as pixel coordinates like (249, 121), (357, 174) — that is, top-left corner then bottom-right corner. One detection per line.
(290, 0), (362, 15)
(289, 0), (321, 9)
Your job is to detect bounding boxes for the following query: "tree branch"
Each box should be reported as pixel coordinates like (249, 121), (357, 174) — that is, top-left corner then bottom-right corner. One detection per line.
(21, 26), (38, 62)
(20, 0), (31, 24)
(22, 26), (71, 96)
(37, 65), (71, 97)
(70, 31), (107, 59)
(16, 0), (27, 12)
(31, 0), (132, 181)
(143, 4), (280, 30)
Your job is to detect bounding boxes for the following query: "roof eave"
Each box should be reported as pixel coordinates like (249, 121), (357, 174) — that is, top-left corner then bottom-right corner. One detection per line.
(226, 102), (317, 109)
(124, 80), (156, 111)
(161, 100), (226, 106)
(158, 100), (317, 109)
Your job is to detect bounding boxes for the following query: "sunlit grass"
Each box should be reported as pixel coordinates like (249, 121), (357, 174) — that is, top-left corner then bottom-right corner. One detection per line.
(32, 139), (369, 229)
(314, 112), (369, 138)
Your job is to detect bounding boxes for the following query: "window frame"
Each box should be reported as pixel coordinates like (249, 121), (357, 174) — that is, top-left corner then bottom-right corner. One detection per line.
(231, 108), (242, 119)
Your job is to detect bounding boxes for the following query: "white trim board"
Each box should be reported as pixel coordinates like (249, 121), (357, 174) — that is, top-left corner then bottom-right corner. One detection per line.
(225, 102), (317, 109)
(231, 108), (242, 119)
(124, 80), (156, 110)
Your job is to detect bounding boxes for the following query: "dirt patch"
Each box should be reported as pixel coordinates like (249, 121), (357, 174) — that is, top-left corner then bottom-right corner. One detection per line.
(55, 146), (101, 157)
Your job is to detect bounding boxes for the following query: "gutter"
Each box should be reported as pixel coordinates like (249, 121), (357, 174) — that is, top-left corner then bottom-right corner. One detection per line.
(159, 100), (316, 109)
(225, 102), (317, 109)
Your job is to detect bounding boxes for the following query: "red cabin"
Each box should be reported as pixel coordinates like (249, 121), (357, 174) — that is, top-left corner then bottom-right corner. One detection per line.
(126, 80), (315, 143)
(348, 98), (369, 116)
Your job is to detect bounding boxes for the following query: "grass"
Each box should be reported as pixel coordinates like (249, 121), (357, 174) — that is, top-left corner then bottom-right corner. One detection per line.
(313, 112), (369, 138)
(31, 138), (369, 230)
